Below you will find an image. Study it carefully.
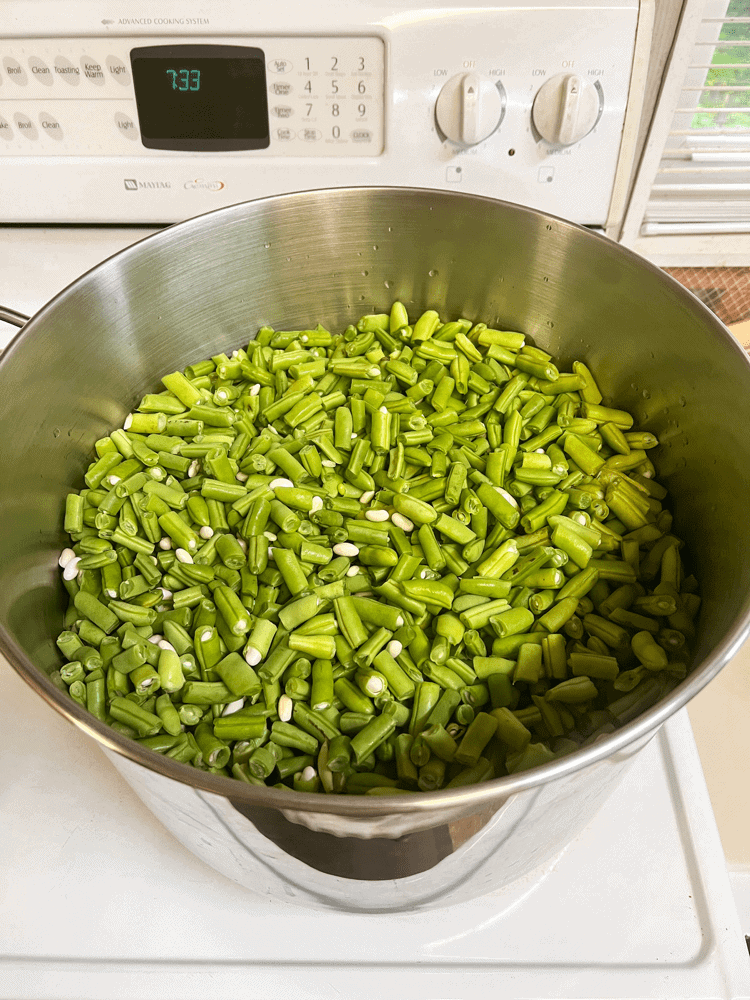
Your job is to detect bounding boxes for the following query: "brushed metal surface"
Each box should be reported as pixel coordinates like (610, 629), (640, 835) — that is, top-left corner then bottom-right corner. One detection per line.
(1, 186), (749, 828)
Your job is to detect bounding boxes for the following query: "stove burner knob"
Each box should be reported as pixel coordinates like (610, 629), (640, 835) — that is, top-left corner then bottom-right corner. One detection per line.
(532, 73), (602, 146)
(435, 73), (505, 147)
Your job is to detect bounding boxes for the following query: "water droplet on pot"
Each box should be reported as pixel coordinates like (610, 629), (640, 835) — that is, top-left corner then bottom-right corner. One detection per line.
(679, 396), (687, 407)
(373, 245), (378, 251)
(384, 280), (391, 289)
(543, 276), (549, 283)
(264, 243), (270, 249)
(362, 270), (368, 277)
(285, 256), (291, 262)
(428, 269), (438, 277)
(53, 428), (60, 438)
(642, 390), (650, 399)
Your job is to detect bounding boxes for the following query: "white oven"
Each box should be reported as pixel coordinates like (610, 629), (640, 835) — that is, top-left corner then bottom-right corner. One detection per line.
(1, 3), (748, 998)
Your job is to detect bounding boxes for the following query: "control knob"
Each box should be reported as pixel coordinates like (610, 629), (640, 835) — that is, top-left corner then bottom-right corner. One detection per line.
(435, 72), (505, 147)
(532, 73), (601, 146)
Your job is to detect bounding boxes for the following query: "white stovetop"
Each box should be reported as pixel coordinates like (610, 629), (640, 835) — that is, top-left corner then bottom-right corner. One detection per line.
(1, 225), (749, 999)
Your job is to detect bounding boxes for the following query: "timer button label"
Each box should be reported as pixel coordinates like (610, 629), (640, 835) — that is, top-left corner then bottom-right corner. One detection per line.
(13, 112), (38, 140)
(271, 83), (292, 96)
(106, 55), (131, 86)
(268, 59), (292, 75)
(114, 111), (139, 141)
(271, 105), (294, 118)
(3, 57), (28, 86)
(53, 56), (81, 86)
(28, 57), (53, 87)
(39, 112), (63, 140)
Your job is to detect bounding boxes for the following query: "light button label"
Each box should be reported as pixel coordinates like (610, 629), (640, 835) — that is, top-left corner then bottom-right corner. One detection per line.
(115, 111), (139, 141)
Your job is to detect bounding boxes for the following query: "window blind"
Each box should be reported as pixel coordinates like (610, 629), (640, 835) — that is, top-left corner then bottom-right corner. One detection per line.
(643, 0), (750, 234)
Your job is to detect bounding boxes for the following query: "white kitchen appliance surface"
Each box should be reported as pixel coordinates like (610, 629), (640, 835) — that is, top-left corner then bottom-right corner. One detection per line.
(0, 0), (641, 224)
(2, 656), (748, 1000)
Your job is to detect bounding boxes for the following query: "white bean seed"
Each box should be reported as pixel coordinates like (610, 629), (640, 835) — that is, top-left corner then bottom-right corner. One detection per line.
(365, 509), (389, 522)
(333, 542), (359, 558)
(387, 640), (403, 658)
(62, 557), (81, 581)
(278, 695), (293, 722)
(270, 477), (293, 490)
(245, 647), (262, 666)
(175, 548), (193, 564)
(58, 547), (76, 569)
(391, 513), (414, 532)
(199, 525), (214, 539)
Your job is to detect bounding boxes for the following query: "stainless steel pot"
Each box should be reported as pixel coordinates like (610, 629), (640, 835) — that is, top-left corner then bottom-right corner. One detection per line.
(2, 187), (749, 912)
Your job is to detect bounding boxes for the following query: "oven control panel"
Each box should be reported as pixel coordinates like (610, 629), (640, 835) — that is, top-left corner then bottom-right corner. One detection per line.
(0, 38), (384, 157)
(0, 0), (642, 225)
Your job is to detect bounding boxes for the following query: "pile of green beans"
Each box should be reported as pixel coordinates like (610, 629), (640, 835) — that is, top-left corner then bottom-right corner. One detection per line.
(53, 303), (700, 795)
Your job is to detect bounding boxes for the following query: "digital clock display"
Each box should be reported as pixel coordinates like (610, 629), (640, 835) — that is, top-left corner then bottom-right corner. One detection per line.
(130, 45), (269, 151)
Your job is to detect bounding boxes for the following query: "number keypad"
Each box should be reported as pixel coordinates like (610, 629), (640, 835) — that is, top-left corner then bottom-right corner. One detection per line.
(267, 38), (383, 153)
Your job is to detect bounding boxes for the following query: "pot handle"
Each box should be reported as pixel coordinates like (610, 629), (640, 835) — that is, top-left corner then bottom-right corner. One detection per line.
(0, 306), (30, 329)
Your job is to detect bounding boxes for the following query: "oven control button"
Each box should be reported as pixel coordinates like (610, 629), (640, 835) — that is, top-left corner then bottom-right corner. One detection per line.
(39, 112), (63, 140)
(435, 73), (505, 147)
(53, 55), (81, 86)
(28, 56), (53, 87)
(106, 55), (131, 86)
(81, 56), (106, 86)
(114, 111), (139, 140)
(13, 112), (38, 140)
(0, 116), (13, 139)
(532, 73), (601, 146)
(3, 57), (28, 86)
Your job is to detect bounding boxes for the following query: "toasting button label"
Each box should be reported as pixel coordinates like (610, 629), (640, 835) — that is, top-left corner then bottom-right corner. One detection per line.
(54, 56), (81, 85)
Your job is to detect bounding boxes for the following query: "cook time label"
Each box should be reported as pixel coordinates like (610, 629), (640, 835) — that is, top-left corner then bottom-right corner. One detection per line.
(267, 36), (384, 155)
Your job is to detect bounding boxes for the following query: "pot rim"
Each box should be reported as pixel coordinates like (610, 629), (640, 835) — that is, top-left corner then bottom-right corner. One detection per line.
(3, 185), (749, 815)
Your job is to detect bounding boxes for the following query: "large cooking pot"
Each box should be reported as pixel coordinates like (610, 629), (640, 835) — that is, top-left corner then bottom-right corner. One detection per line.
(2, 188), (749, 912)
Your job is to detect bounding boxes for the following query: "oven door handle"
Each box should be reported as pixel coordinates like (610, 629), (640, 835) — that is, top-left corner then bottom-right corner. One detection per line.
(0, 306), (30, 329)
